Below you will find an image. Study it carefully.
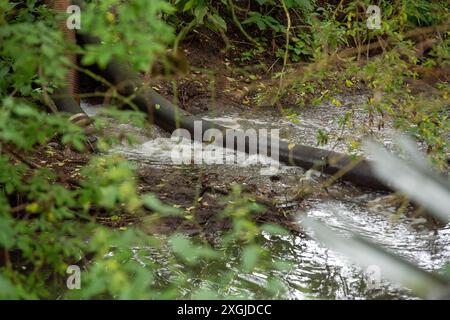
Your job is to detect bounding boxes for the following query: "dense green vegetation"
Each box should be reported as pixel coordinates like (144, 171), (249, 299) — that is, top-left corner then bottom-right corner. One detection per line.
(0, 0), (449, 299)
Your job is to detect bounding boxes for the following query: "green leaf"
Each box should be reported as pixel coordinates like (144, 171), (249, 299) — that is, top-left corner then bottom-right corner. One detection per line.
(242, 244), (260, 272)
(209, 13), (227, 31)
(0, 216), (15, 248)
(143, 194), (182, 216)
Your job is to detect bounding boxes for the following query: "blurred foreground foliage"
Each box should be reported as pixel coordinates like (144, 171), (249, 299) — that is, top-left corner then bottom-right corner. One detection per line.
(0, 0), (449, 299)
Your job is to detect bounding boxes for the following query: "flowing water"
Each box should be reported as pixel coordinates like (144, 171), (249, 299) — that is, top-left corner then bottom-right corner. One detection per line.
(82, 96), (450, 299)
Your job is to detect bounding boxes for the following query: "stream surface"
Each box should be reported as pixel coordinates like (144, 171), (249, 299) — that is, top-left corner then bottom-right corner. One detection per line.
(82, 96), (450, 299)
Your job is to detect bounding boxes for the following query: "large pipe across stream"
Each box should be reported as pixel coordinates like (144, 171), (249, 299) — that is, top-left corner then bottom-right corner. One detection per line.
(78, 36), (388, 190)
(59, 1), (390, 191)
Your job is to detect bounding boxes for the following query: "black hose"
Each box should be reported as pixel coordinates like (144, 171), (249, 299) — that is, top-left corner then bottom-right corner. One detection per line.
(52, 86), (85, 114)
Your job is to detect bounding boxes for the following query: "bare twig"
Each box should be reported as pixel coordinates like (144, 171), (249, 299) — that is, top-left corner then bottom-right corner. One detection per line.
(227, 0), (260, 47)
(279, 0), (292, 90)
(2, 145), (41, 169)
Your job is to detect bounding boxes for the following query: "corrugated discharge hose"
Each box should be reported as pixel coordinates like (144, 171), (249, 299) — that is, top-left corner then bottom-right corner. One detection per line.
(47, 0), (84, 115)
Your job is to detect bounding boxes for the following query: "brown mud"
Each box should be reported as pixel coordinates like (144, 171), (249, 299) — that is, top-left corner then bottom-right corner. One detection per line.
(20, 141), (301, 239)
